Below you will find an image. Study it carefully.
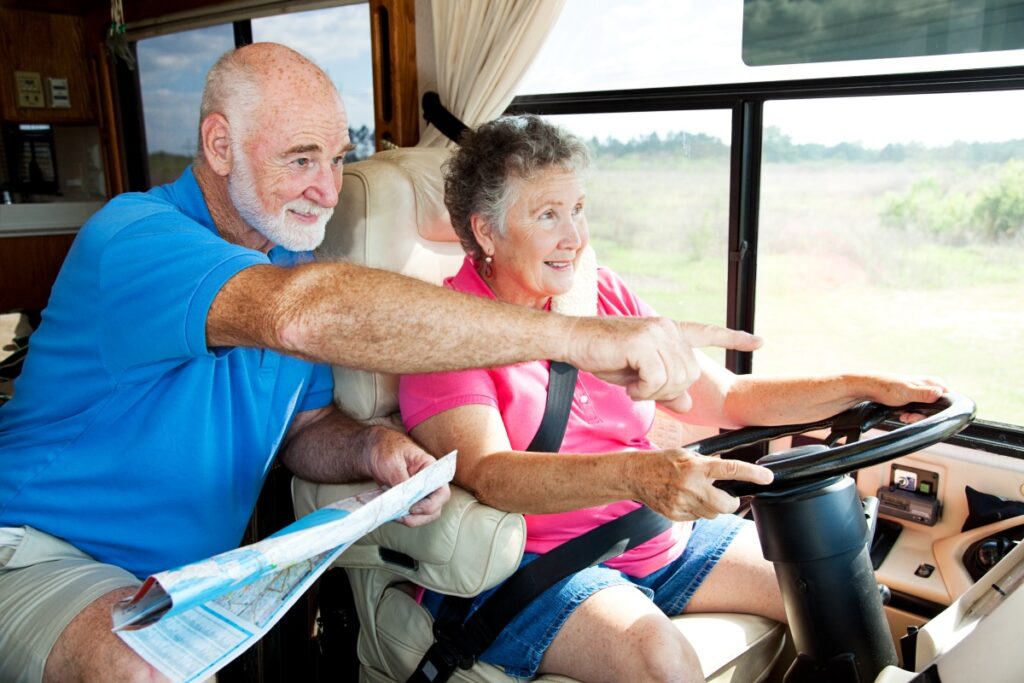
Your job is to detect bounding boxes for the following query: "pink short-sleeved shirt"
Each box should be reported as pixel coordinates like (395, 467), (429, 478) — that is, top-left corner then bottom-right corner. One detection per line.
(399, 257), (690, 577)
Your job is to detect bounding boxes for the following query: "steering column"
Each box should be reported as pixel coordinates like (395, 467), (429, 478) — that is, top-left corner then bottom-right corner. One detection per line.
(689, 393), (976, 683)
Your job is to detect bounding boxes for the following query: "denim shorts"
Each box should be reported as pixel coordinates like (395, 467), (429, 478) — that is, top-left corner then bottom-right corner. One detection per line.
(423, 513), (748, 679)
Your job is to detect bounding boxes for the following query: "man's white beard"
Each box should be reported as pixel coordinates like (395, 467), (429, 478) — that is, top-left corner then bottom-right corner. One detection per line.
(227, 145), (333, 252)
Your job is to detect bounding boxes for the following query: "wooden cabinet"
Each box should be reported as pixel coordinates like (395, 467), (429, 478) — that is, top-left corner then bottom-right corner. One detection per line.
(0, 8), (97, 123)
(0, 233), (76, 313)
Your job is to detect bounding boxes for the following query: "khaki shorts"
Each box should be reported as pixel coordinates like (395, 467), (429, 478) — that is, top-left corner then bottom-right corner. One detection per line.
(0, 526), (140, 683)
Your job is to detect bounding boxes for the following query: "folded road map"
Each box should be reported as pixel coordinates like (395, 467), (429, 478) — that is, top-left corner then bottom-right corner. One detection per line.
(112, 452), (456, 682)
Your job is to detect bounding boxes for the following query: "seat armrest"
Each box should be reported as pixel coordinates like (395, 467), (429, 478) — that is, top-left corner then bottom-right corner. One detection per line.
(293, 479), (526, 597)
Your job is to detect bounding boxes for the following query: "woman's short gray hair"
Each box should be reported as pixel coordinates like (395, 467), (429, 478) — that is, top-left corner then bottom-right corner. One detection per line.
(443, 115), (591, 261)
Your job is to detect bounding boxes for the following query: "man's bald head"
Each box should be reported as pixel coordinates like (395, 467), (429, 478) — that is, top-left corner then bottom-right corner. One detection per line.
(193, 42), (352, 253)
(197, 42), (344, 159)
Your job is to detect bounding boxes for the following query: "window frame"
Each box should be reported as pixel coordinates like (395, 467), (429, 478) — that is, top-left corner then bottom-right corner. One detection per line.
(508, 65), (1024, 453)
(117, 20), (253, 192)
(122, 0), (404, 190)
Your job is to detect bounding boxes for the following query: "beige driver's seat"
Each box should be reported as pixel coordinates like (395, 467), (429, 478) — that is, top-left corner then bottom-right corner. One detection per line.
(291, 147), (787, 683)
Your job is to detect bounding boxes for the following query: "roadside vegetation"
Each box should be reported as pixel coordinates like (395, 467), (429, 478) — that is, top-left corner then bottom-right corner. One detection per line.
(583, 131), (1024, 424)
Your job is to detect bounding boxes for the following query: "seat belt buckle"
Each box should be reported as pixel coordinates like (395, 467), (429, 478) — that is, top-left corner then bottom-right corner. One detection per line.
(405, 623), (477, 683)
(407, 646), (460, 683)
(432, 620), (477, 670)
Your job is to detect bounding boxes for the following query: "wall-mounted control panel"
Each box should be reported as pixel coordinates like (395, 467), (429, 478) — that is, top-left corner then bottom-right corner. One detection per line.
(46, 77), (70, 109)
(14, 71), (70, 110)
(15, 71), (44, 109)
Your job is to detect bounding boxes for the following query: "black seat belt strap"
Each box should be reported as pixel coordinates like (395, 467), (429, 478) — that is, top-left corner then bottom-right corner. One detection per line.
(407, 361), (672, 683)
(526, 360), (578, 453)
(408, 505), (671, 682)
(407, 360), (580, 682)
(422, 91), (469, 144)
(457, 504), (670, 654)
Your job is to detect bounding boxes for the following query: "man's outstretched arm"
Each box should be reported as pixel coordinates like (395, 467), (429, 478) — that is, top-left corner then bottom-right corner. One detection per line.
(208, 262), (761, 401)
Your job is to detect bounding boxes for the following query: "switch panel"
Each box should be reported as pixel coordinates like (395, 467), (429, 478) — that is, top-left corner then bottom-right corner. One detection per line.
(47, 77), (70, 109)
(15, 71), (45, 109)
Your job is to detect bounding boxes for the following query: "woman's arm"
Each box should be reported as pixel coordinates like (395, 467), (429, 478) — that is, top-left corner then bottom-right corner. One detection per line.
(410, 403), (772, 521)
(722, 372), (946, 426)
(661, 351), (947, 427)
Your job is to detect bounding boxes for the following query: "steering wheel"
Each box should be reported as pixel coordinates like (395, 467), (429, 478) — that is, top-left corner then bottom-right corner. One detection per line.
(688, 392), (976, 497)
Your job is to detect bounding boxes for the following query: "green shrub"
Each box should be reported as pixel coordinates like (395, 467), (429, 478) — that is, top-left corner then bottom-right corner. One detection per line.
(880, 178), (973, 241)
(881, 161), (1024, 242)
(972, 161), (1024, 240)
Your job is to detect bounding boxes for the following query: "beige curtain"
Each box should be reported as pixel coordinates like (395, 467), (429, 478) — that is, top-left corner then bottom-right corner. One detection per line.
(418, 0), (566, 148)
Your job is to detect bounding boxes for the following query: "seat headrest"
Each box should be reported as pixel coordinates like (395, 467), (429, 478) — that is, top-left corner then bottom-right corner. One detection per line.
(317, 147), (467, 420)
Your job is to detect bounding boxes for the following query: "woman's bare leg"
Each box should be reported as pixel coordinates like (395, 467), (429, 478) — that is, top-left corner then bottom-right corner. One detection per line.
(684, 521), (787, 623)
(539, 584), (705, 683)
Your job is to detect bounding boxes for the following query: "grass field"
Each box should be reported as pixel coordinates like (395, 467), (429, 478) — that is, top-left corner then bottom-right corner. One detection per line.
(585, 158), (1024, 425)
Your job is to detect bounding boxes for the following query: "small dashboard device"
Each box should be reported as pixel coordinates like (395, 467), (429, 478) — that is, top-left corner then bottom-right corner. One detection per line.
(877, 463), (941, 526)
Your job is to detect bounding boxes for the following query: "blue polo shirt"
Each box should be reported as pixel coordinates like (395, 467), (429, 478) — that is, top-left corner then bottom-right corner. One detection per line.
(0, 167), (334, 578)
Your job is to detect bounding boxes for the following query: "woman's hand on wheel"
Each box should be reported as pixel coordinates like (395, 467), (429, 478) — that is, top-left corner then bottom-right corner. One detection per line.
(628, 449), (773, 521)
(854, 374), (948, 423)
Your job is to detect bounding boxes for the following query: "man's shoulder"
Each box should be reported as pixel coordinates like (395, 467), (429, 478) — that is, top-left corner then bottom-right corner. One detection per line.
(95, 188), (187, 224)
(82, 187), (205, 245)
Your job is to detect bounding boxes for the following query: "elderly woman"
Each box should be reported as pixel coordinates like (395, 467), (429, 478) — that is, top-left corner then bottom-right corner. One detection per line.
(399, 115), (945, 682)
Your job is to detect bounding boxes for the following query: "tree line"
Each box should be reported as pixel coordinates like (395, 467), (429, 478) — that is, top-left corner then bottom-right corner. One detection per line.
(588, 127), (1024, 164)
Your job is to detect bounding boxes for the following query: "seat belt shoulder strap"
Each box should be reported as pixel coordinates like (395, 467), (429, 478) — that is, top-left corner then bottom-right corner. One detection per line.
(526, 360), (578, 453)
(406, 362), (671, 683)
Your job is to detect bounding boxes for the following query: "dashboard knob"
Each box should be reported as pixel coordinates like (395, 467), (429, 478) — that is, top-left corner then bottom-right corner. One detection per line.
(977, 538), (1007, 568)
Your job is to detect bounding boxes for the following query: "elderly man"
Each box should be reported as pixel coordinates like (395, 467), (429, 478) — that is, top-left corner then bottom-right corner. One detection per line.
(0, 43), (760, 681)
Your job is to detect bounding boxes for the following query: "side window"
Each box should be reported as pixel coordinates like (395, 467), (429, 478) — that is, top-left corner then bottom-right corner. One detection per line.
(522, 0), (1024, 93)
(135, 3), (374, 189)
(543, 112), (732, 365)
(137, 24), (234, 186)
(252, 5), (375, 161)
(519, 0), (1024, 428)
(756, 92), (1024, 425)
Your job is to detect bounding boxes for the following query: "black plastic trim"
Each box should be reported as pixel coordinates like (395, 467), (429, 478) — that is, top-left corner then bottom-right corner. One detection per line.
(910, 664), (943, 683)
(878, 420), (1024, 459)
(887, 589), (946, 620)
(507, 66), (1024, 114)
(113, 42), (149, 192)
(233, 20), (252, 47)
(725, 101), (761, 376)
(379, 547), (417, 571)
(950, 422), (1024, 458)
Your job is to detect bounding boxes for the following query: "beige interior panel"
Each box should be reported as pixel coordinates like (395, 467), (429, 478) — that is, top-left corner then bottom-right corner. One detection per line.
(855, 439), (1024, 605)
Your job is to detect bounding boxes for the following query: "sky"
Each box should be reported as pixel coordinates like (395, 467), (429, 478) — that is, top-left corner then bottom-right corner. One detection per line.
(136, 5), (373, 156)
(518, 0), (1024, 149)
(134, 0), (1024, 154)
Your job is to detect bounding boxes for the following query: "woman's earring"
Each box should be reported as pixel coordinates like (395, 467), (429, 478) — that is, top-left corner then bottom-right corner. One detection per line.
(483, 255), (494, 278)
